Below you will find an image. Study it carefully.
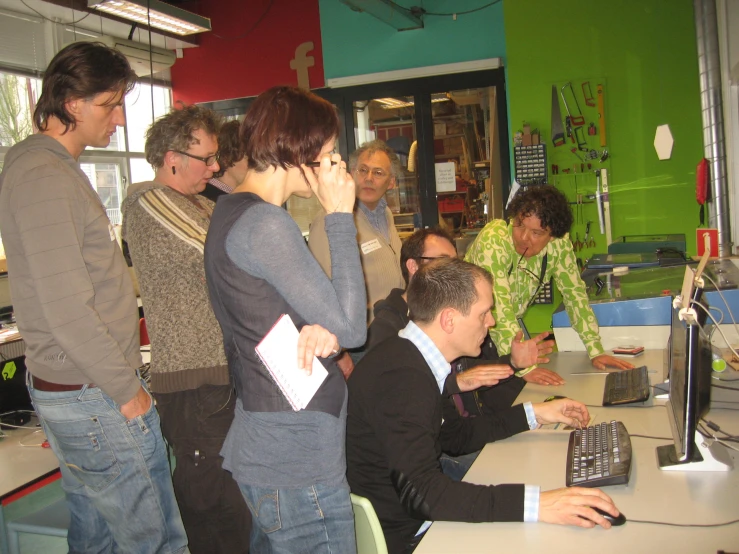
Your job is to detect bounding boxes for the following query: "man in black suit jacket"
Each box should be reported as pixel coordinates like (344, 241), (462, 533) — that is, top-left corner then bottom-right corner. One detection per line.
(346, 258), (621, 554)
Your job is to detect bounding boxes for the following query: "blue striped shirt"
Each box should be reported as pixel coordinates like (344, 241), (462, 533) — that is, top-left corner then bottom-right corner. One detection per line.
(399, 321), (540, 524)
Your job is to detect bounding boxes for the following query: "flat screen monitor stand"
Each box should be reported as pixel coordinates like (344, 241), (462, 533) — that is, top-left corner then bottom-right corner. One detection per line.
(657, 403), (733, 471)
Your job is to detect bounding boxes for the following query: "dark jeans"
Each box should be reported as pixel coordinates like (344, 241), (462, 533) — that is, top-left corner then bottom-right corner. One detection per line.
(155, 385), (252, 554)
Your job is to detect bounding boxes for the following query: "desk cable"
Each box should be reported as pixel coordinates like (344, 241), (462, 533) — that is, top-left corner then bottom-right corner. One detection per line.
(625, 517), (739, 528)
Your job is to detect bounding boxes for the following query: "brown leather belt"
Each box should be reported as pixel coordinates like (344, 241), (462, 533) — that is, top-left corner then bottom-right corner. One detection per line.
(32, 375), (95, 392)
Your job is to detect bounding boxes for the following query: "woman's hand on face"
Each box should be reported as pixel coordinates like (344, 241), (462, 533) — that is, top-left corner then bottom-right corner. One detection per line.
(302, 153), (355, 214)
(297, 324), (340, 374)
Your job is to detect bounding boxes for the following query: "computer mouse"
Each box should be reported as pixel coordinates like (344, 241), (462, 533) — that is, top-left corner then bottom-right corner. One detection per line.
(544, 395), (566, 402)
(594, 507), (626, 526)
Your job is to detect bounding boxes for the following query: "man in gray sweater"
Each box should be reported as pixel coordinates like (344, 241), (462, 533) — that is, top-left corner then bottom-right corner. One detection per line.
(0, 42), (187, 553)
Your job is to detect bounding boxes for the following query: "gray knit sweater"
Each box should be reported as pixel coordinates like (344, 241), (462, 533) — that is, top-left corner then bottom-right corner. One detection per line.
(121, 181), (229, 393)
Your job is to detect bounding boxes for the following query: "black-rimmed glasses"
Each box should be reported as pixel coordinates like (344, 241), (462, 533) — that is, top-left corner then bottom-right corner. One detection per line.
(173, 150), (218, 166)
(415, 255), (453, 261)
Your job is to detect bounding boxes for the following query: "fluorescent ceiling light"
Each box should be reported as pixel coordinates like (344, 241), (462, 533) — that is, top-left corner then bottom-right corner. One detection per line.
(339, 0), (423, 31)
(87, 0), (211, 36)
(374, 94), (449, 109)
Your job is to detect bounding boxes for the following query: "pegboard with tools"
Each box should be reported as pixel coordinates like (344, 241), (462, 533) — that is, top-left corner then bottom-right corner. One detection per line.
(548, 77), (613, 264)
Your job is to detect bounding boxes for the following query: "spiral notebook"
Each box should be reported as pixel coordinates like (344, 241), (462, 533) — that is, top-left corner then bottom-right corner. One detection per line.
(255, 314), (328, 411)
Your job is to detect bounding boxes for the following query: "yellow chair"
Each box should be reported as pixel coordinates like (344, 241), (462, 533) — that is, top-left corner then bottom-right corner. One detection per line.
(350, 493), (388, 554)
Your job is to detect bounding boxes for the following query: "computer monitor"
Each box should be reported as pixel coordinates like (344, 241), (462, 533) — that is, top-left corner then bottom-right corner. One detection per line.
(657, 287), (733, 471)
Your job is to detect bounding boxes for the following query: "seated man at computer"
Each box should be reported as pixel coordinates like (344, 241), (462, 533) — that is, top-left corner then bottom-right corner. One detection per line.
(346, 258), (620, 554)
(367, 227), (560, 415)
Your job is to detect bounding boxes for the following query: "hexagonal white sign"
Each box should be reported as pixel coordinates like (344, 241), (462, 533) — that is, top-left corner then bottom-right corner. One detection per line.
(654, 124), (673, 160)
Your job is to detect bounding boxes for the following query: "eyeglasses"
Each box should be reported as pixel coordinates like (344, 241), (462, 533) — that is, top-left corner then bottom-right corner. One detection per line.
(173, 150), (218, 166)
(415, 255), (453, 261)
(355, 166), (389, 179)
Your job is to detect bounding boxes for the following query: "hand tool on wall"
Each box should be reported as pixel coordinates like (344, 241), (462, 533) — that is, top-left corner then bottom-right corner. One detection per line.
(597, 84), (607, 147)
(584, 221), (596, 248)
(574, 125), (588, 151)
(565, 116), (574, 144)
(593, 169), (613, 244)
(551, 164), (559, 175)
(560, 82), (585, 127)
(582, 82), (595, 107)
(588, 122), (597, 136)
(573, 232), (583, 252)
(551, 85), (566, 146)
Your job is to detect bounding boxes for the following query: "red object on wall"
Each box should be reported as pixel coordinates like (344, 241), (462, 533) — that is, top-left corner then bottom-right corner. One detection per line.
(696, 228), (719, 257)
(171, 0), (325, 105)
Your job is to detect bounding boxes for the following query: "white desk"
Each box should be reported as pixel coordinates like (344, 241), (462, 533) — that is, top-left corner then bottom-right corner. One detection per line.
(0, 421), (59, 554)
(415, 351), (739, 553)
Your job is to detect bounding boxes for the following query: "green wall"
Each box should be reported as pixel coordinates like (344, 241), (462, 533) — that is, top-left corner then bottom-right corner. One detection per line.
(319, 0), (506, 79)
(504, 0), (703, 334)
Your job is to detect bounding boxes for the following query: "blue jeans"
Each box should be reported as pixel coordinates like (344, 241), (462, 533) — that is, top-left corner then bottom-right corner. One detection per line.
(28, 379), (189, 554)
(239, 480), (356, 554)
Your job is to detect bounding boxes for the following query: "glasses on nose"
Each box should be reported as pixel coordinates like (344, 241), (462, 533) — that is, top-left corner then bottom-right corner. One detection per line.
(415, 255), (453, 261)
(173, 150), (218, 166)
(355, 166), (388, 179)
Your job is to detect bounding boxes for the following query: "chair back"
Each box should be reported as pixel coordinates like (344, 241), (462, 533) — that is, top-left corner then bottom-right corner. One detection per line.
(350, 493), (388, 554)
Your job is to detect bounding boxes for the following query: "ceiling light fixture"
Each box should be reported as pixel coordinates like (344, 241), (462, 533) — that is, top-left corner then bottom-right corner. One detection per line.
(339, 0), (423, 31)
(87, 0), (211, 36)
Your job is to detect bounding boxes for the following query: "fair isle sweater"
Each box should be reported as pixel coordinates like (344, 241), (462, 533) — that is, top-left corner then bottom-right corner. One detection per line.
(121, 181), (230, 393)
(308, 203), (404, 325)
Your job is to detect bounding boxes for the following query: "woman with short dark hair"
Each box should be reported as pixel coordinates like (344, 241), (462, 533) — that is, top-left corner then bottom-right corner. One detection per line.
(204, 86), (366, 553)
(466, 185), (633, 379)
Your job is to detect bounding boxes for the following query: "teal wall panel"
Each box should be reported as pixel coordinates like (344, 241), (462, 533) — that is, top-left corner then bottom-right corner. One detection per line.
(319, 0), (506, 79)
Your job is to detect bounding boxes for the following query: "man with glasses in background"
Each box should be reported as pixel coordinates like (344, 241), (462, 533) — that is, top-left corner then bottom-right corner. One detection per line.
(122, 105), (252, 552)
(309, 140), (404, 324)
(309, 140), (405, 365)
(465, 185), (633, 377)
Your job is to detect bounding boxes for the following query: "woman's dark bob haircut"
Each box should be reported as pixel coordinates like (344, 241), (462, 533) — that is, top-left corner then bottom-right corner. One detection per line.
(240, 86), (339, 172)
(34, 41), (137, 133)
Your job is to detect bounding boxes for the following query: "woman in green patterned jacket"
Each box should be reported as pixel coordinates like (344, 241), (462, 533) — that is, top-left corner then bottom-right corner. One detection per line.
(465, 185), (632, 384)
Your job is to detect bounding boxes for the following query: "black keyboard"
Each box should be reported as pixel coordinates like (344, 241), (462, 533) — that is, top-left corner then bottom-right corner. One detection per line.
(602, 365), (650, 406)
(566, 421), (632, 487)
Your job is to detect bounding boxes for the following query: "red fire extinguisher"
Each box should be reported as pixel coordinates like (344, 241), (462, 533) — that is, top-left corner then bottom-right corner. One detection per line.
(696, 158), (709, 225)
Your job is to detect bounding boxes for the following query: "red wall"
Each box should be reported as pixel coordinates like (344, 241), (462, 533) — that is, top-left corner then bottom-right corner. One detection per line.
(171, 0), (324, 105)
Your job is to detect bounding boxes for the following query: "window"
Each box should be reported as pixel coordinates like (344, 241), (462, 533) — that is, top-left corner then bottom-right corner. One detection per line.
(0, 71), (172, 253)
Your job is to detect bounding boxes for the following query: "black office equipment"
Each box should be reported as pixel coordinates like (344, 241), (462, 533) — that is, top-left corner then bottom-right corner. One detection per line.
(602, 365), (650, 406)
(657, 284), (732, 471)
(566, 420), (632, 487)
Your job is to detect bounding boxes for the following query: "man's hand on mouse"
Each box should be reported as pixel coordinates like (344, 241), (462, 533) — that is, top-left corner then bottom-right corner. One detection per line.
(522, 367), (565, 386)
(531, 398), (589, 428)
(538, 487), (620, 528)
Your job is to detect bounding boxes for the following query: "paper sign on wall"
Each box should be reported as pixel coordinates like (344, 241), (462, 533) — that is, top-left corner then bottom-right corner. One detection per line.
(435, 162), (457, 192)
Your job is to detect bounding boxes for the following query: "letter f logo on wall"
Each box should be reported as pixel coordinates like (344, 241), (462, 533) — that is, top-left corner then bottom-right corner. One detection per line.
(290, 42), (315, 90)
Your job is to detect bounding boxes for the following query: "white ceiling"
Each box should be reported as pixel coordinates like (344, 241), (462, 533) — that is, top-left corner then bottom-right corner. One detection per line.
(0, 0), (197, 50)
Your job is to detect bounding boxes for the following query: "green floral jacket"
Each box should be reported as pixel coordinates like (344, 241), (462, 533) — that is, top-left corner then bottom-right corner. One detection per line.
(465, 219), (604, 359)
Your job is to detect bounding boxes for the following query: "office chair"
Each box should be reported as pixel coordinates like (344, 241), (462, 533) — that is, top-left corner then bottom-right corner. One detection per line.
(350, 493), (388, 554)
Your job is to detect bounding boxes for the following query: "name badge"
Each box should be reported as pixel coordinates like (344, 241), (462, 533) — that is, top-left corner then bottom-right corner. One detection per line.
(360, 238), (382, 255)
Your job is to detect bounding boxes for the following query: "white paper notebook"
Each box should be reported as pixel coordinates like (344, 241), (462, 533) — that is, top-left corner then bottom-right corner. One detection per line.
(255, 314), (328, 411)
